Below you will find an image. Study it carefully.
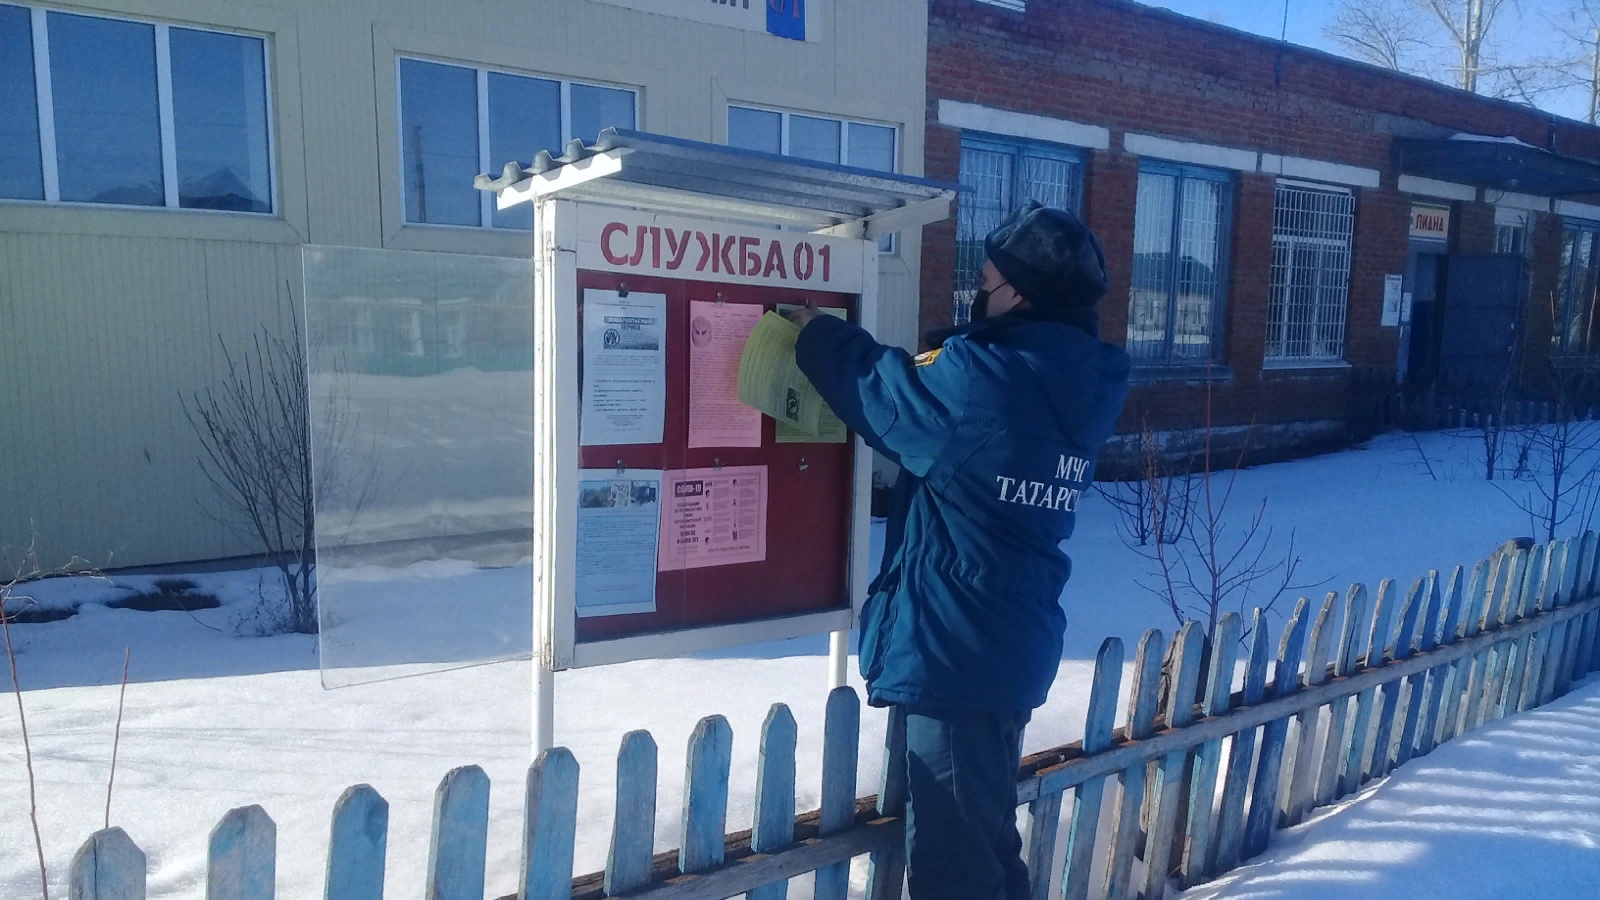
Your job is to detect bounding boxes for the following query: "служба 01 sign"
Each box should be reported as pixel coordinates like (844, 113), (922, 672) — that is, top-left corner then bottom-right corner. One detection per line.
(587, 0), (806, 41)
(576, 205), (865, 293)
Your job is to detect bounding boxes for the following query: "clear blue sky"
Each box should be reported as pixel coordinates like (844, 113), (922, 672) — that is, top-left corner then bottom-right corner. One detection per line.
(1144, 0), (1592, 122)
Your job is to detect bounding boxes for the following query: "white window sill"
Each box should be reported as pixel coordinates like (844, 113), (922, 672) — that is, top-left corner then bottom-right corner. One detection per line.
(1261, 358), (1352, 372)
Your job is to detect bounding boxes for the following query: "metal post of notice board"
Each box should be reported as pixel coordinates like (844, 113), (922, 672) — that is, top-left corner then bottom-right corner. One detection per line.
(479, 129), (956, 755)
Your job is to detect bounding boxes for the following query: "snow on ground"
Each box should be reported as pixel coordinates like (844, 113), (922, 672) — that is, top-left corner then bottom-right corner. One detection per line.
(0, 430), (1591, 898)
(1183, 676), (1600, 900)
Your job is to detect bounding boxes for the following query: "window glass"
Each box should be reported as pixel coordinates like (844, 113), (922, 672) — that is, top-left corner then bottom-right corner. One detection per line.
(728, 106), (782, 154)
(569, 83), (634, 145)
(1175, 178), (1224, 363)
(1557, 227), (1600, 356)
(847, 122), (895, 172)
(48, 11), (163, 205)
(400, 58), (480, 226)
(789, 115), (840, 164)
(170, 27), (271, 212)
(0, 4), (43, 200)
(488, 72), (559, 230)
(1129, 171), (1177, 363)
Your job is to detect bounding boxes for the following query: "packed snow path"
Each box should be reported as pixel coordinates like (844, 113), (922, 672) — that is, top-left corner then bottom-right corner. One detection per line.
(1185, 676), (1600, 900)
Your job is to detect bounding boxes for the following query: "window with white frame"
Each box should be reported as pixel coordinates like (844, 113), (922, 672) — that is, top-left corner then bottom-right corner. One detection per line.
(0, 4), (272, 212)
(1555, 223), (1600, 356)
(1129, 163), (1231, 366)
(398, 57), (636, 230)
(954, 134), (1083, 323)
(1495, 209), (1528, 256)
(1266, 184), (1354, 363)
(726, 104), (898, 251)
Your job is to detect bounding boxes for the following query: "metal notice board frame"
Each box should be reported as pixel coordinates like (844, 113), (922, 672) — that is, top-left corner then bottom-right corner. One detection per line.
(479, 129), (956, 751)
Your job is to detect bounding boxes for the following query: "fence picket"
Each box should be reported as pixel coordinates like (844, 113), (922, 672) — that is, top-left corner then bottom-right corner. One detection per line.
(813, 689), (860, 900)
(426, 766), (489, 900)
(1242, 602), (1309, 859)
(1103, 629), (1165, 900)
(605, 730), (659, 896)
(1140, 621), (1204, 900)
(1418, 566), (1468, 756)
(680, 715), (735, 876)
(1394, 573), (1443, 768)
(519, 748), (580, 900)
(208, 805), (275, 900)
(1210, 611), (1272, 875)
(1341, 579), (1396, 795)
(69, 827), (146, 900)
(1178, 611), (1242, 888)
(747, 705), (799, 900)
(1493, 546), (1545, 720)
(1531, 541), (1572, 708)
(1554, 535), (1594, 694)
(1369, 577), (1425, 781)
(1022, 792), (1062, 900)
(1545, 537), (1585, 702)
(324, 785), (387, 900)
(1283, 594), (1337, 827)
(865, 705), (908, 900)
(1315, 585), (1368, 805)
(1460, 551), (1518, 734)
(1061, 637), (1125, 900)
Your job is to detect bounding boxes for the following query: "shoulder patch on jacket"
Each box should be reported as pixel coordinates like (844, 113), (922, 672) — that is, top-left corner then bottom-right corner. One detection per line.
(914, 349), (942, 368)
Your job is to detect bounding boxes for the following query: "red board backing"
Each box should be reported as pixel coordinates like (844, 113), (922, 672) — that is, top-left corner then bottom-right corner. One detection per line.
(574, 270), (856, 643)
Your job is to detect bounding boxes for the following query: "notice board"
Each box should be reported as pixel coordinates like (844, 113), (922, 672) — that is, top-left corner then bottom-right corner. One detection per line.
(537, 200), (876, 669)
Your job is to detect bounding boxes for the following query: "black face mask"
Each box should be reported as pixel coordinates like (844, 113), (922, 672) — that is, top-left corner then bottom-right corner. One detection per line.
(970, 287), (993, 321)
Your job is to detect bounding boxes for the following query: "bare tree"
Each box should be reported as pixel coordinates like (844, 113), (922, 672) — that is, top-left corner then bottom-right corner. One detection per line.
(1096, 418), (1197, 549)
(1325, 0), (1435, 71)
(1327, 0), (1571, 105)
(182, 298), (386, 635)
(1499, 397), (1600, 541)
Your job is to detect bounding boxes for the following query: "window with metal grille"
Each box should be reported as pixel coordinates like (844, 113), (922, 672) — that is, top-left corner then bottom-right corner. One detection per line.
(1266, 184), (1354, 363)
(1128, 163), (1230, 366)
(953, 135), (1083, 323)
(1555, 224), (1600, 356)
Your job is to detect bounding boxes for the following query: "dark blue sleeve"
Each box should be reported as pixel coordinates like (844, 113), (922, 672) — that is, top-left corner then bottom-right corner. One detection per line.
(793, 313), (968, 476)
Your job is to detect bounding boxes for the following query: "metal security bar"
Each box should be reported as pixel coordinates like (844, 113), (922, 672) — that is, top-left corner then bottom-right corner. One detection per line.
(1267, 185), (1354, 362)
(954, 138), (1082, 324)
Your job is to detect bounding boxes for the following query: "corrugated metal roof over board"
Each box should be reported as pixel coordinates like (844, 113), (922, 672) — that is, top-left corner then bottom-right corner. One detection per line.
(475, 128), (959, 238)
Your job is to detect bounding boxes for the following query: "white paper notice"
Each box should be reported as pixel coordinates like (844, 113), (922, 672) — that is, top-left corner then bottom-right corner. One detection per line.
(659, 466), (768, 571)
(576, 469), (662, 617)
(689, 301), (764, 448)
(581, 290), (666, 446)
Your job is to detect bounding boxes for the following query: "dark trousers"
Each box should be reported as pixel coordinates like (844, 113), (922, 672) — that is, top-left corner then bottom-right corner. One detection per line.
(901, 705), (1032, 900)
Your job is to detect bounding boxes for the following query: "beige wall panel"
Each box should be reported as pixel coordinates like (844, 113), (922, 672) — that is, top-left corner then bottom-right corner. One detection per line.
(1, 0), (932, 567)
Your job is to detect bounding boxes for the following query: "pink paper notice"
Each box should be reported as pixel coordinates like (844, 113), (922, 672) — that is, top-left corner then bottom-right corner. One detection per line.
(688, 301), (764, 448)
(658, 466), (768, 571)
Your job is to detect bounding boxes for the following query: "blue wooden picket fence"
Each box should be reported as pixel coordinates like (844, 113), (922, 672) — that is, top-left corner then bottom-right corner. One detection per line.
(67, 534), (1600, 899)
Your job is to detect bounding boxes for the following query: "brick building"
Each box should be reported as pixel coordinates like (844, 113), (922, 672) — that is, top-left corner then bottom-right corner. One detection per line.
(923, 0), (1600, 465)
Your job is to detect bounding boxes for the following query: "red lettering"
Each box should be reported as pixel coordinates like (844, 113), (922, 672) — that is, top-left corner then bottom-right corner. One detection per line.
(695, 231), (713, 272)
(627, 225), (648, 266)
(818, 244), (831, 282)
(739, 236), (762, 276)
(793, 242), (814, 280)
(601, 222), (629, 266)
(762, 240), (787, 279)
(720, 234), (737, 274)
(649, 226), (662, 269)
(665, 229), (691, 269)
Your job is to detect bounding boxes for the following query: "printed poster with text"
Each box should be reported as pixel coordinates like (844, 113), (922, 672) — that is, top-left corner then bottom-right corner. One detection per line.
(688, 300), (764, 448)
(581, 290), (666, 446)
(659, 466), (768, 571)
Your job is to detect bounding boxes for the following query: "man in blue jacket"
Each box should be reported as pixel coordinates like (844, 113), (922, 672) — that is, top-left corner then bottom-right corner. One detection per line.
(790, 202), (1130, 899)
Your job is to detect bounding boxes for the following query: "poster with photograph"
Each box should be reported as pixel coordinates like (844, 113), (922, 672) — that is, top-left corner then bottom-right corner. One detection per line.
(576, 469), (663, 617)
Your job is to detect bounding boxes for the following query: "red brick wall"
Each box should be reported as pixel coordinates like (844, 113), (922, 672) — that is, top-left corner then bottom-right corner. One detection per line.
(924, 0), (1600, 437)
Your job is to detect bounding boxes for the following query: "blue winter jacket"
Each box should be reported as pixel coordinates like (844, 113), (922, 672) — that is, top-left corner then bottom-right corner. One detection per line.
(795, 312), (1131, 711)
